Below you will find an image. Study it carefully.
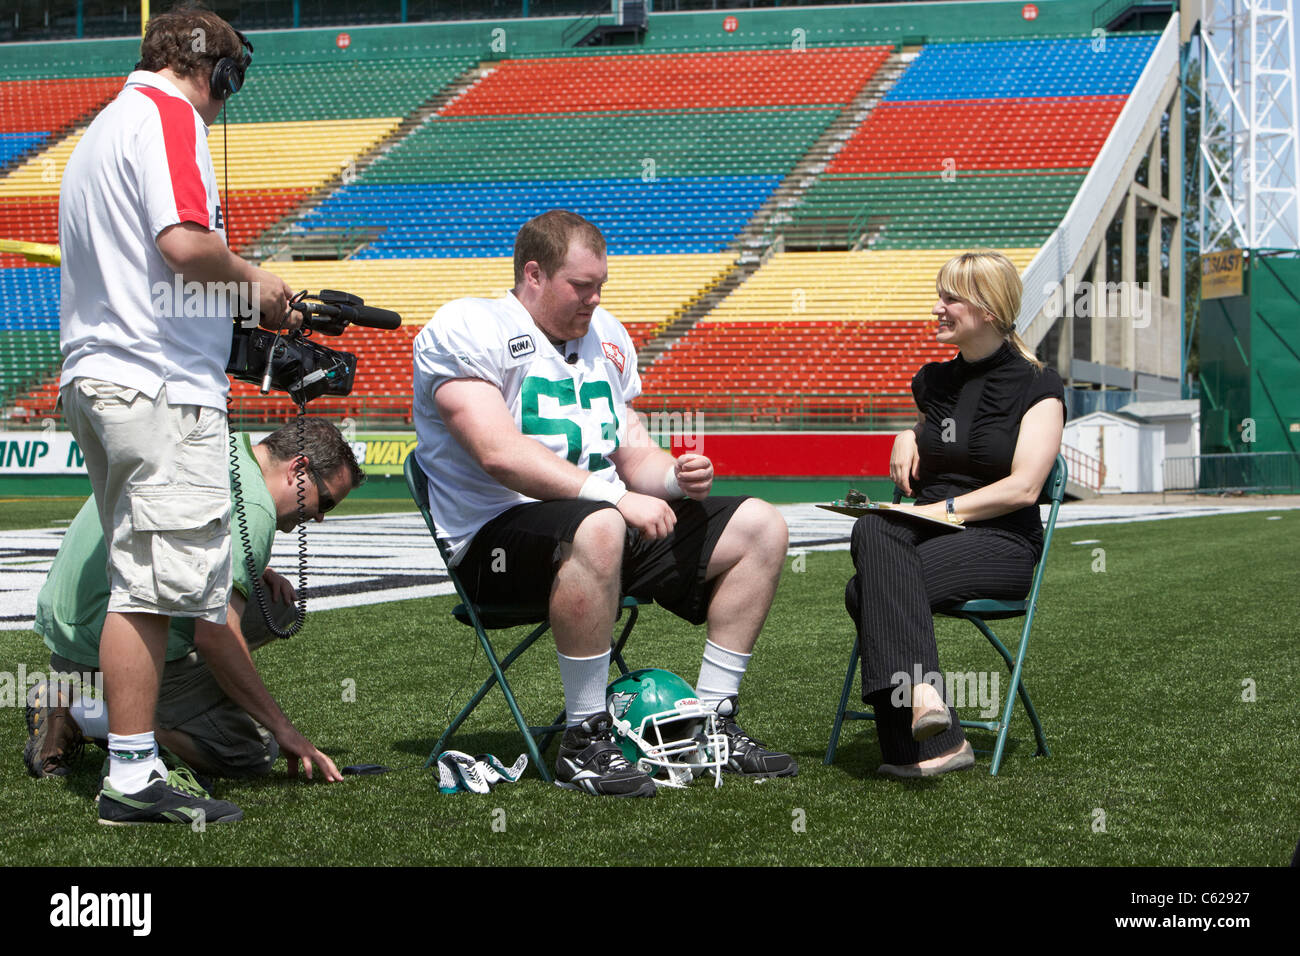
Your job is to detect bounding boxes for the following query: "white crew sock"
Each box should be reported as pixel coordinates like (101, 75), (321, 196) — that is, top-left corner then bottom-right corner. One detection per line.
(696, 639), (751, 708)
(558, 649), (612, 727)
(107, 732), (159, 793)
(69, 691), (109, 740)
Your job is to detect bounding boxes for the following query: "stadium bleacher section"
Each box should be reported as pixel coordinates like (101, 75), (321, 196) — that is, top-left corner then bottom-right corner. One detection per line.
(789, 173), (1087, 251)
(636, 249), (1037, 420)
(440, 48), (893, 114)
(304, 177), (781, 257)
(0, 14), (1164, 429)
(884, 36), (1157, 101)
(356, 108), (839, 183)
(295, 47), (889, 259)
(788, 34), (1159, 252)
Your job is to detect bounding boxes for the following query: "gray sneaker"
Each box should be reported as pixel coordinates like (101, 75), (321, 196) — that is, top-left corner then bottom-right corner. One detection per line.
(98, 770), (243, 826)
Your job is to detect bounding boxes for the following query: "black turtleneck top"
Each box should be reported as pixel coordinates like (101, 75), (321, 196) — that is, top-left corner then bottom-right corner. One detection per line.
(910, 341), (1065, 553)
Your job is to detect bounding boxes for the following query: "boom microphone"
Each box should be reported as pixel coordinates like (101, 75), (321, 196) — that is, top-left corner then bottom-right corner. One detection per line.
(328, 300), (403, 331)
(291, 289), (402, 331)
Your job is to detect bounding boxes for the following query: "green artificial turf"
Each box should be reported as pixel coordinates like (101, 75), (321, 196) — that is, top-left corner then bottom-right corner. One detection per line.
(1, 511), (1297, 866)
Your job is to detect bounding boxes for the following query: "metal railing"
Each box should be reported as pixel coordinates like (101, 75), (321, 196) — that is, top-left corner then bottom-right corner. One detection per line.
(1, 392), (916, 433)
(1060, 443), (1106, 492)
(1163, 452), (1300, 499)
(846, 203), (873, 249)
(561, 2), (611, 47)
(1093, 0), (1138, 28)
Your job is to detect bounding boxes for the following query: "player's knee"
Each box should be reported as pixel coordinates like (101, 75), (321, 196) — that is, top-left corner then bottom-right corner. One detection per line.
(736, 498), (788, 559)
(570, 505), (626, 569)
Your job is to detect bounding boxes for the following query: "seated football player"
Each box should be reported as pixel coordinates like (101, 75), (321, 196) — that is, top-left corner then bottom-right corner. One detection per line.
(25, 418), (363, 824)
(412, 209), (797, 797)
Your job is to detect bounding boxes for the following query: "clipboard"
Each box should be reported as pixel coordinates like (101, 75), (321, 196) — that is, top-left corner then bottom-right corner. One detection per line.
(817, 497), (966, 532)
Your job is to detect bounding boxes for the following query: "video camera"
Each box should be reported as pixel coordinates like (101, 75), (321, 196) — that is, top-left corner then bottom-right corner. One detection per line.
(226, 289), (402, 406)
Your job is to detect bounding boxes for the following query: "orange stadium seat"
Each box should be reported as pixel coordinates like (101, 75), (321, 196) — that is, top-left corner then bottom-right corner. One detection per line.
(829, 97), (1127, 173)
(0, 77), (124, 134)
(442, 47), (892, 116)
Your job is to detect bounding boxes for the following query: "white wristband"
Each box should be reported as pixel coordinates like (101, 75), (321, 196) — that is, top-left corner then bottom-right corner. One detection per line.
(663, 466), (683, 499)
(579, 473), (626, 505)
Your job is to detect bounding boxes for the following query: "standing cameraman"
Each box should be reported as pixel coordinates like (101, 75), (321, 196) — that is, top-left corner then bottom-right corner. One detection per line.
(57, 3), (295, 824)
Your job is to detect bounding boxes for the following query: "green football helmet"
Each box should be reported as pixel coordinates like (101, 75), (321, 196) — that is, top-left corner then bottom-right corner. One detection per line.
(606, 668), (728, 788)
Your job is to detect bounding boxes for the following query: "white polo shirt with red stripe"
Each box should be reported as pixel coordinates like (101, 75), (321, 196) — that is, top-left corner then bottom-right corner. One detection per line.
(59, 70), (232, 410)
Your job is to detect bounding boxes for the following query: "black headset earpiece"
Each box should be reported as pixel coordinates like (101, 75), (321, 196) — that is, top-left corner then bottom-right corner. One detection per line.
(210, 29), (254, 101)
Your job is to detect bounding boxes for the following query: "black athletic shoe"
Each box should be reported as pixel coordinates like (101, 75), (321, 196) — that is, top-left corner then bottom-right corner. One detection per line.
(713, 697), (798, 778)
(23, 681), (86, 778)
(555, 713), (656, 798)
(98, 771), (243, 826)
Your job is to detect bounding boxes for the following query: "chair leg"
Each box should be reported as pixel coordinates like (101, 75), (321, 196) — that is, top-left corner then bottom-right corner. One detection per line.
(990, 652), (1030, 777)
(536, 708), (566, 759)
(495, 651), (554, 784)
(611, 600), (638, 676)
(1017, 678), (1050, 759)
(963, 615), (1047, 775)
(425, 620), (556, 783)
(825, 640), (861, 765)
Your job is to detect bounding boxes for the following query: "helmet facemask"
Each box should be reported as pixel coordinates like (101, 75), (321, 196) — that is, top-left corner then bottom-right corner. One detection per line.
(616, 698), (729, 789)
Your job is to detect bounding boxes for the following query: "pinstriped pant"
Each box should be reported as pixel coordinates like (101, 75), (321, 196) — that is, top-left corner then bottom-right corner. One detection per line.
(844, 512), (1038, 764)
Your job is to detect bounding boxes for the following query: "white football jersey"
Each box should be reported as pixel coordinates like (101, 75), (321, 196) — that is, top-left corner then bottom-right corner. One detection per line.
(413, 291), (641, 563)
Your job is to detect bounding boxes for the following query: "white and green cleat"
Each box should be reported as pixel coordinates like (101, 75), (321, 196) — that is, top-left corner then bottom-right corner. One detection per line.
(97, 771), (243, 826)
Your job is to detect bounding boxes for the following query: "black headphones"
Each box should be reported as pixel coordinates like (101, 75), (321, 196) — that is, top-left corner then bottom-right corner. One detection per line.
(210, 29), (253, 101)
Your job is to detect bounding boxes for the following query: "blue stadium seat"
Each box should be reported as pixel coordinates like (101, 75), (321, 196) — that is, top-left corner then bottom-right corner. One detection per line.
(885, 35), (1158, 102)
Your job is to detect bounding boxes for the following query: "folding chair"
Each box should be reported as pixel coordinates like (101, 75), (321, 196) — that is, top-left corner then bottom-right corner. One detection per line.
(825, 454), (1066, 776)
(404, 454), (638, 783)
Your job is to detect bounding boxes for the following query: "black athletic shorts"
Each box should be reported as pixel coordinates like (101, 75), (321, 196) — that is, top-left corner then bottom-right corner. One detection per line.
(455, 496), (751, 626)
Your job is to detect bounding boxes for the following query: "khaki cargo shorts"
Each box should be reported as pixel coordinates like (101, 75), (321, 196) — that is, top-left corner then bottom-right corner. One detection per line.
(61, 378), (232, 622)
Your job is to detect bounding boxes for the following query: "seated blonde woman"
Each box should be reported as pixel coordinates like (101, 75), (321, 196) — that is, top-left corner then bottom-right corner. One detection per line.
(844, 250), (1064, 777)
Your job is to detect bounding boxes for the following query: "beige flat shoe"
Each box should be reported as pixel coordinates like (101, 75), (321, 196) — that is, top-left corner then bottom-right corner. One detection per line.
(877, 741), (975, 779)
(910, 683), (951, 742)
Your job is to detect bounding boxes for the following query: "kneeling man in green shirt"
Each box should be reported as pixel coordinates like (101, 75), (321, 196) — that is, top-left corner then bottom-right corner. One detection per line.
(26, 417), (364, 786)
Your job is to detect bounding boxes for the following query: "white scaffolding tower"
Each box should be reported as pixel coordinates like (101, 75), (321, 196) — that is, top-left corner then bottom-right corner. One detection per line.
(1199, 0), (1300, 250)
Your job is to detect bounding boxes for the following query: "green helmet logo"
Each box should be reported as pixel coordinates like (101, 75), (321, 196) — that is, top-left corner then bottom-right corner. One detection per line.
(605, 668), (729, 788)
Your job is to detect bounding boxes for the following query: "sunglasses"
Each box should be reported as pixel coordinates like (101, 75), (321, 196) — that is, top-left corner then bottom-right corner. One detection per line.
(306, 466), (336, 515)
